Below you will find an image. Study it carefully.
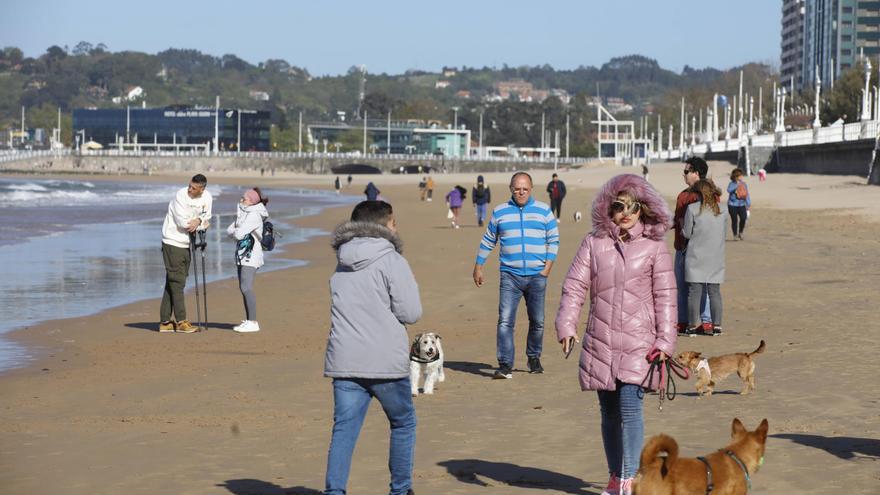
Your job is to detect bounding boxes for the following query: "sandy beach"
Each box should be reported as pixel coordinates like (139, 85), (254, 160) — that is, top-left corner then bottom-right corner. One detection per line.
(1, 162), (878, 494)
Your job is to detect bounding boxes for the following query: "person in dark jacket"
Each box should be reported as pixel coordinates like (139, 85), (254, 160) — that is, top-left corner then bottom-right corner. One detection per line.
(546, 173), (567, 220)
(323, 200), (422, 495)
(472, 175), (492, 226)
(364, 181), (380, 201)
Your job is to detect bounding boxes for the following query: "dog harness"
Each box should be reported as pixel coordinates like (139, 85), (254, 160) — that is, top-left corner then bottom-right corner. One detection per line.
(696, 451), (752, 494)
(696, 358), (711, 379)
(697, 456), (714, 494)
(725, 450), (752, 492)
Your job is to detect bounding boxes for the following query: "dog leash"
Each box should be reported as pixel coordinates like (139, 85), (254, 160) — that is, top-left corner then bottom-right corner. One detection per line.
(638, 349), (690, 411)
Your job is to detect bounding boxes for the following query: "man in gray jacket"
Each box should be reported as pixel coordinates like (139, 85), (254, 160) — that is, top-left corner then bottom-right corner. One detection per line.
(323, 200), (422, 495)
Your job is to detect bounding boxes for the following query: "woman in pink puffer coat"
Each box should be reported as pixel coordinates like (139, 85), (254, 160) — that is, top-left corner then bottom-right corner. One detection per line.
(555, 174), (676, 495)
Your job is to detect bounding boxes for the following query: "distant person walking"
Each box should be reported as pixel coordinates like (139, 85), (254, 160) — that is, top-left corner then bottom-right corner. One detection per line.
(418, 177), (427, 201)
(683, 179), (728, 336)
(226, 188), (269, 333)
(674, 157), (714, 335)
(555, 174), (676, 495)
(445, 185), (466, 228)
(334, 176), (341, 195)
(472, 175), (491, 226)
(347, 175), (352, 188)
(425, 176), (434, 201)
(726, 168), (751, 241)
(546, 173), (567, 220)
(159, 174), (213, 333)
(364, 181), (380, 201)
(323, 200), (422, 495)
(473, 172), (559, 379)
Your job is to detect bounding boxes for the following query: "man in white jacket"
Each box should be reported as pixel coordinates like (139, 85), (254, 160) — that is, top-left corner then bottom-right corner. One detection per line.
(159, 174), (212, 333)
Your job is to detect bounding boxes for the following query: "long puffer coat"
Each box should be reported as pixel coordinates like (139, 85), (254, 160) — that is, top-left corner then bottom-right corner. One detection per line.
(555, 174), (677, 391)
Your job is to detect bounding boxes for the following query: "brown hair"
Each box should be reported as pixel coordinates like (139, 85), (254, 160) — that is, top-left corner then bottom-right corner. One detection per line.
(253, 187), (269, 206)
(694, 180), (720, 215)
(730, 168), (744, 181)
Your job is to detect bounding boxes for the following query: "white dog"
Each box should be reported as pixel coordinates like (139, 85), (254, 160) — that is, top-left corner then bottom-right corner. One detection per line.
(410, 332), (445, 396)
(573, 210), (583, 223)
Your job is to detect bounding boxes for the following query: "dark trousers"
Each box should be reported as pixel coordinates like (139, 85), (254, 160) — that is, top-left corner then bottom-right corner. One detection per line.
(728, 205), (747, 236)
(160, 243), (191, 322)
(550, 198), (563, 219)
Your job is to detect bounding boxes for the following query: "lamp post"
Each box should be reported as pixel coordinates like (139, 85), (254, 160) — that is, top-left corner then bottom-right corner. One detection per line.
(813, 67), (822, 129)
(748, 97), (754, 136)
(690, 116), (696, 146)
(861, 58), (872, 122)
(237, 109), (241, 151)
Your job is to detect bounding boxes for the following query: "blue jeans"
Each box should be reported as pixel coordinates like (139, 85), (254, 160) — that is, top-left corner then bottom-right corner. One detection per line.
(497, 271), (546, 367)
(325, 378), (417, 495)
(475, 203), (488, 224)
(597, 382), (644, 479)
(674, 249), (711, 325)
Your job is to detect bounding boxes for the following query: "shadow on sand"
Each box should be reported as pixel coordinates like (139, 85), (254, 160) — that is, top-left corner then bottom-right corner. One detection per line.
(438, 459), (600, 494)
(124, 321), (237, 332)
(443, 361), (496, 378)
(218, 479), (321, 495)
(772, 433), (880, 460)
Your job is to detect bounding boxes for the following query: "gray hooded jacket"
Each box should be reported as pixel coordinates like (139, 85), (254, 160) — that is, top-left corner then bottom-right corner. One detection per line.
(324, 221), (422, 379)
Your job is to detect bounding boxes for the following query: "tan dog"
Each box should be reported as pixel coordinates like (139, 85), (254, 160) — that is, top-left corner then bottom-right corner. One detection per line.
(677, 340), (765, 397)
(634, 418), (769, 495)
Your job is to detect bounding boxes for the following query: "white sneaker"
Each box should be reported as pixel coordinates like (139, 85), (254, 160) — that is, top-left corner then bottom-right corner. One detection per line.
(234, 320), (260, 333)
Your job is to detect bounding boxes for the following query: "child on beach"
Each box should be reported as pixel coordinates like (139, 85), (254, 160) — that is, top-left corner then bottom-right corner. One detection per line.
(555, 174), (676, 495)
(445, 185), (466, 228)
(226, 188), (269, 333)
(683, 179), (728, 336)
(323, 200), (422, 495)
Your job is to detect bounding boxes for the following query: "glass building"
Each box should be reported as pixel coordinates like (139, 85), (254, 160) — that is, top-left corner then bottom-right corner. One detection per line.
(72, 107), (271, 151)
(307, 119), (471, 157)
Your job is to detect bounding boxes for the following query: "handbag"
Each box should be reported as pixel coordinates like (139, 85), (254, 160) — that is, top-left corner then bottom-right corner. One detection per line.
(447, 208), (454, 219)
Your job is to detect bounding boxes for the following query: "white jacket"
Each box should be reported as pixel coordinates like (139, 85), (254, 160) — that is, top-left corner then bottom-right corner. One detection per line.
(161, 187), (213, 248)
(226, 202), (269, 268)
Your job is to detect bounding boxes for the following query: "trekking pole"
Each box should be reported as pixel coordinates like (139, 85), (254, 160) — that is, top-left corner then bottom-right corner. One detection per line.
(189, 233), (202, 331)
(199, 231), (208, 331)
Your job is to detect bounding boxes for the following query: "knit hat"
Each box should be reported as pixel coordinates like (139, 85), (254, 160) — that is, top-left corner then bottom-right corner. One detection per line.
(477, 175), (484, 183)
(244, 189), (261, 205)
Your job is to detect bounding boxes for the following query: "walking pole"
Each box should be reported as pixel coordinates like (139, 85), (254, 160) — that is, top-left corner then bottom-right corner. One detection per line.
(199, 230), (208, 331)
(189, 232), (202, 331)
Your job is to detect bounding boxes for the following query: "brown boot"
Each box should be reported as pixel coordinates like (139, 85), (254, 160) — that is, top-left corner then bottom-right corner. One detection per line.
(158, 321), (176, 333)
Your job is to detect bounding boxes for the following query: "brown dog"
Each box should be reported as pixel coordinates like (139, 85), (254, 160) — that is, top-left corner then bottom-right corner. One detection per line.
(677, 340), (765, 397)
(634, 418), (769, 495)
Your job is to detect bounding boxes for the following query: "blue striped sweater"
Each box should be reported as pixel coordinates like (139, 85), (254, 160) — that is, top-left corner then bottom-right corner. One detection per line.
(475, 196), (559, 276)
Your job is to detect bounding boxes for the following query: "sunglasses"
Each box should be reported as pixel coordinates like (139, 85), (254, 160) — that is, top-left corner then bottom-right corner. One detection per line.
(683, 168), (694, 175)
(611, 200), (641, 215)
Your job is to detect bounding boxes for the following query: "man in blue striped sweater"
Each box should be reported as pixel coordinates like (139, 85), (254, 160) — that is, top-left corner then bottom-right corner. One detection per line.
(473, 172), (560, 379)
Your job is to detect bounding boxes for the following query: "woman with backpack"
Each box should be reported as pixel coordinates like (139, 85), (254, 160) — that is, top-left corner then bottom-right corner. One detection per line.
(472, 175), (491, 226)
(226, 187), (269, 333)
(726, 168), (751, 241)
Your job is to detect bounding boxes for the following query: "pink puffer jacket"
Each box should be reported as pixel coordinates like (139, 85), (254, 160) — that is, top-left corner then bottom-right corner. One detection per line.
(555, 174), (677, 391)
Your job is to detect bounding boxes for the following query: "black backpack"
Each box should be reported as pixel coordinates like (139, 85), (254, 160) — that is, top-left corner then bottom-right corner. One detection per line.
(260, 220), (276, 251)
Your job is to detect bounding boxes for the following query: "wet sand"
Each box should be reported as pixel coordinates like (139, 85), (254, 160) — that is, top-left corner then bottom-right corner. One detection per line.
(1, 163), (878, 494)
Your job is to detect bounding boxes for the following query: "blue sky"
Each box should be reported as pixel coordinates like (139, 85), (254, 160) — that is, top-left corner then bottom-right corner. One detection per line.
(2, 0), (780, 76)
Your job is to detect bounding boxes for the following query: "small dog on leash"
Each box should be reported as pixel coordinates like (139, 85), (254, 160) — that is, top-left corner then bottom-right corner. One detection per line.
(410, 332), (445, 396)
(677, 340), (766, 397)
(573, 210), (582, 223)
(635, 418), (769, 495)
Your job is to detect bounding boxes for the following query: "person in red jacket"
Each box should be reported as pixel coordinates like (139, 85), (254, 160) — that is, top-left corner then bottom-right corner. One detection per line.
(674, 157), (715, 335)
(555, 174), (676, 495)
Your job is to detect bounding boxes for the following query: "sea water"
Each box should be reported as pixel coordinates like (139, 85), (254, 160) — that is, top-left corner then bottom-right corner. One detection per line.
(0, 177), (358, 372)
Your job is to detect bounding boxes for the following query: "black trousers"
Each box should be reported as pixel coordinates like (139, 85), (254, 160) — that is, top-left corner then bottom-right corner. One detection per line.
(728, 205), (747, 236)
(550, 198), (563, 219)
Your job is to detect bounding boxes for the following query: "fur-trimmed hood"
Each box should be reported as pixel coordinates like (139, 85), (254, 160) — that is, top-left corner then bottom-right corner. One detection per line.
(331, 221), (403, 271)
(591, 174), (673, 241)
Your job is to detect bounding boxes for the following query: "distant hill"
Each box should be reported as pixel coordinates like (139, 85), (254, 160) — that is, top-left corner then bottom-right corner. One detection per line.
(0, 44), (780, 155)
